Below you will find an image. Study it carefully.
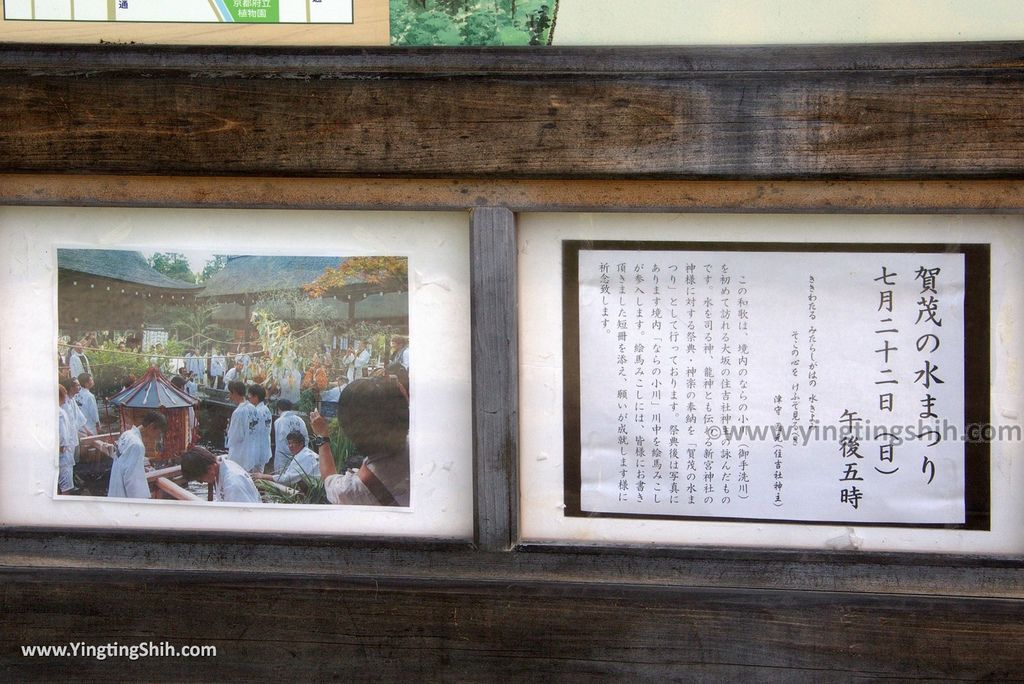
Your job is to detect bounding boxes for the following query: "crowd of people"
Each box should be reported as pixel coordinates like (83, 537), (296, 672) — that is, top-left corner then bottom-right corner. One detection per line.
(56, 334), (412, 506)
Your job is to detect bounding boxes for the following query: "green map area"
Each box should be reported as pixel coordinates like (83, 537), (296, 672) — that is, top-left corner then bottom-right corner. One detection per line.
(390, 0), (558, 46)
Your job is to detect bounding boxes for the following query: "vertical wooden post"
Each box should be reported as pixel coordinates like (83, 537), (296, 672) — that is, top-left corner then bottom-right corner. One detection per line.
(470, 207), (518, 552)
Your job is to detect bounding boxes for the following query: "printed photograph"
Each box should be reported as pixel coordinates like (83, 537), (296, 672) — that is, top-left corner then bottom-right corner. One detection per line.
(56, 248), (411, 507)
(390, 0), (559, 46)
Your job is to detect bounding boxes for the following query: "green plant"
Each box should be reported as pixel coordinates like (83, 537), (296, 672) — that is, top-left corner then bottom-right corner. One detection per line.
(87, 342), (151, 398)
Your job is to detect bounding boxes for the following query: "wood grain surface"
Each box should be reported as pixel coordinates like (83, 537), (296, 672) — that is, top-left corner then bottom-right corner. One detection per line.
(1, 43), (1023, 179)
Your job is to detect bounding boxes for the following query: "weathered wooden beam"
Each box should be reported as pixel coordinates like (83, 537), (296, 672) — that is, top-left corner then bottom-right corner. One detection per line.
(1, 43), (1022, 179)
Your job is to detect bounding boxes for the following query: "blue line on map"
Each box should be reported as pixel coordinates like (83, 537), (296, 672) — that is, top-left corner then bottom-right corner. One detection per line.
(213, 0), (235, 21)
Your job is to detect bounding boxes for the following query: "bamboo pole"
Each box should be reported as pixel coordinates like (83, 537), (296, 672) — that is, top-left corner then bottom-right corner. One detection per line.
(155, 477), (199, 501)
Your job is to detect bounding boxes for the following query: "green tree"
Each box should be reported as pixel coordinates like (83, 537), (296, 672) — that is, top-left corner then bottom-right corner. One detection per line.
(199, 255), (229, 283)
(461, 7), (502, 45)
(147, 253), (197, 284)
(399, 9), (462, 46)
(526, 3), (551, 45)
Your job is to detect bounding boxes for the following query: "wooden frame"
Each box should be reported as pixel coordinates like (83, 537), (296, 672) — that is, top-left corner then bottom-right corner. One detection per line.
(1, 42), (1023, 679)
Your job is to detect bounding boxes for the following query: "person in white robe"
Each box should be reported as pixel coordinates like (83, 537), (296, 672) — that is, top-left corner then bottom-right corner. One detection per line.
(209, 349), (226, 389)
(253, 430), (319, 487)
(102, 411), (167, 499)
(353, 340), (371, 380)
(75, 373), (100, 435)
(223, 360), (244, 386)
(185, 348), (205, 382)
(68, 342), (90, 379)
(180, 446), (261, 504)
(61, 378), (92, 437)
(225, 380), (261, 472)
(185, 373), (198, 397)
(235, 344), (251, 375)
(57, 385), (78, 494)
(271, 400), (308, 474)
(247, 383), (273, 473)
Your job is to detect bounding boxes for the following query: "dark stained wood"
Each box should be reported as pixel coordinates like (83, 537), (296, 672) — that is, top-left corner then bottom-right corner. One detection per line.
(4, 175), (1024, 212)
(1, 44), (1023, 179)
(471, 207), (519, 551)
(1, 530), (1022, 598)
(3, 569), (1024, 681)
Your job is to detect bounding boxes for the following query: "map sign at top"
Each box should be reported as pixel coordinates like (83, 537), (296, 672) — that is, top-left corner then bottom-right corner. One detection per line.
(5, 0), (352, 23)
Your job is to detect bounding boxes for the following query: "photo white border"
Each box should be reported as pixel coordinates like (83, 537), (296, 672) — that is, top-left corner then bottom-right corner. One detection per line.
(0, 205), (474, 539)
(519, 212), (1024, 553)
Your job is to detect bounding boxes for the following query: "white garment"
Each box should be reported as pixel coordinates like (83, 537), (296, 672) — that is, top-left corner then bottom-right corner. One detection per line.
(76, 387), (100, 434)
(63, 397), (89, 436)
(68, 351), (89, 379)
(273, 411), (309, 474)
(226, 401), (261, 472)
(321, 384), (342, 404)
(223, 367), (242, 385)
(341, 352), (356, 383)
(214, 456), (261, 503)
(58, 407), (77, 493)
(236, 353), (251, 374)
(392, 346), (410, 370)
(353, 348), (371, 378)
(254, 402), (273, 470)
(185, 379), (198, 397)
(323, 452), (410, 507)
(185, 353), (205, 378)
(107, 426), (150, 499)
(279, 368), (302, 404)
(209, 354), (226, 378)
(275, 446), (320, 487)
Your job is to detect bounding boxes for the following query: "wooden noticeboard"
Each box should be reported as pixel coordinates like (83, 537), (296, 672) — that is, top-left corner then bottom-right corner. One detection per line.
(0, 42), (1023, 680)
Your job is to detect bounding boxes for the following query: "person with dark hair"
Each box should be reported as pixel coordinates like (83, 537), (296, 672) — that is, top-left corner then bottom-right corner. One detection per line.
(180, 445), (260, 503)
(226, 379), (260, 472)
(68, 341), (90, 379)
(389, 335), (410, 371)
(60, 377), (92, 438)
(57, 384), (78, 494)
(272, 399), (308, 474)
(76, 372), (99, 434)
(224, 359), (245, 386)
(102, 410), (167, 499)
(252, 430), (320, 487)
(247, 383), (273, 473)
(310, 376), (410, 507)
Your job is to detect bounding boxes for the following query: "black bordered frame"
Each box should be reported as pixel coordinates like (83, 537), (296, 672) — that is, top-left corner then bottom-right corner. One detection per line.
(562, 239), (992, 530)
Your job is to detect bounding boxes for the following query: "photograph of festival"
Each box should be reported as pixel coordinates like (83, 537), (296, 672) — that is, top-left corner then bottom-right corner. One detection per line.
(55, 248), (410, 507)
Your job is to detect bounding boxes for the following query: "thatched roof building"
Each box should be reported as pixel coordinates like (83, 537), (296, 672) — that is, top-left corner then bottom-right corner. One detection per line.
(198, 255), (408, 335)
(58, 249), (202, 335)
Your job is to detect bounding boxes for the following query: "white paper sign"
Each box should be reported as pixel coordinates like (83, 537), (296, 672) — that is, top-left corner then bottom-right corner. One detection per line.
(572, 244), (979, 525)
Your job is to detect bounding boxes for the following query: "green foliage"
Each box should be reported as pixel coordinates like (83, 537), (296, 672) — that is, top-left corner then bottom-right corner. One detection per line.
(87, 342), (151, 398)
(398, 8), (461, 46)
(460, 7), (501, 45)
(255, 474), (328, 505)
(199, 255), (229, 283)
(391, 0), (555, 46)
(328, 418), (357, 471)
(147, 253), (197, 284)
(296, 388), (317, 414)
(525, 2), (551, 45)
(169, 303), (231, 350)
